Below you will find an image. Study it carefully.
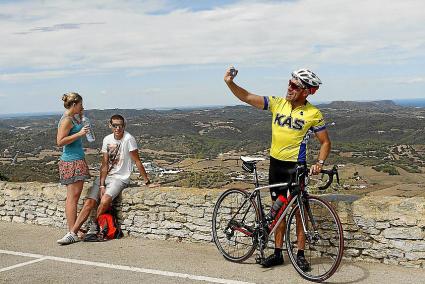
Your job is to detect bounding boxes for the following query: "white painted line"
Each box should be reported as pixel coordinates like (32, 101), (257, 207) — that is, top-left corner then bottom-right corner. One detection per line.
(0, 250), (255, 284)
(0, 257), (46, 272)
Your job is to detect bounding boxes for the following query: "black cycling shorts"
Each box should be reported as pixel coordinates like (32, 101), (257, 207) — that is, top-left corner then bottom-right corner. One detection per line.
(268, 157), (304, 201)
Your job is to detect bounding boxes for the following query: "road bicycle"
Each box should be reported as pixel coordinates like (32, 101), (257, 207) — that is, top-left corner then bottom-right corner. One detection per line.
(212, 156), (344, 282)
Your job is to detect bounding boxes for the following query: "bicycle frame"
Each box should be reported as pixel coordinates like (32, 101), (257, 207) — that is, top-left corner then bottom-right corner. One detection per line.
(228, 164), (321, 245)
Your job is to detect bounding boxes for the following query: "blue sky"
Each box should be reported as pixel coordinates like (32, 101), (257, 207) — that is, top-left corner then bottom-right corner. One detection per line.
(0, 0), (424, 114)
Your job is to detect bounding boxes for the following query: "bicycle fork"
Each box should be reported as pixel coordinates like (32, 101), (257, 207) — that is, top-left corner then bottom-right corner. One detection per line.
(297, 194), (320, 244)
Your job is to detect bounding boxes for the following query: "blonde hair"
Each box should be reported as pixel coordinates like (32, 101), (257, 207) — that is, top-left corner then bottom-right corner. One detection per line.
(62, 92), (82, 109)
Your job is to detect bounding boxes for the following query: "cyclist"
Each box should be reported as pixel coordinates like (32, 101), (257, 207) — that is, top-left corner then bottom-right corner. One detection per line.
(224, 67), (331, 270)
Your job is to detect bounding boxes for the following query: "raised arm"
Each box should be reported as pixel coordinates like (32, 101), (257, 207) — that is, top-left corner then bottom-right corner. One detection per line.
(224, 67), (265, 110)
(56, 117), (88, 147)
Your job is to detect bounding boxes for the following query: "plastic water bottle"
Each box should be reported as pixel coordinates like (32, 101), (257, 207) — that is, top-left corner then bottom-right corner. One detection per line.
(82, 116), (95, 142)
(266, 195), (288, 221)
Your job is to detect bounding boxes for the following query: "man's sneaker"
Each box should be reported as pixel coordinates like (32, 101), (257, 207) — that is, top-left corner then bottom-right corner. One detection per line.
(261, 253), (284, 268)
(57, 232), (79, 245)
(87, 223), (98, 235)
(296, 255), (311, 272)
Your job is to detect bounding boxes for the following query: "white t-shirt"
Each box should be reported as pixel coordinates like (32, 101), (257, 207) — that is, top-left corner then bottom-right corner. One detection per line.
(101, 131), (138, 183)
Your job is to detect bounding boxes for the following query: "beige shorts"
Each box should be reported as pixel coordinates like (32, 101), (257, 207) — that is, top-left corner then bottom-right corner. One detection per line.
(86, 176), (127, 203)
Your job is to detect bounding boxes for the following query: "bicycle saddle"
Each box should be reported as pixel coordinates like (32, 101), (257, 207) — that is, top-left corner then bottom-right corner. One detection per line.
(240, 156), (265, 163)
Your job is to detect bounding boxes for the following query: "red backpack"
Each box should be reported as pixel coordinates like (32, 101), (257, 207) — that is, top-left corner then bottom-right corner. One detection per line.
(97, 211), (123, 240)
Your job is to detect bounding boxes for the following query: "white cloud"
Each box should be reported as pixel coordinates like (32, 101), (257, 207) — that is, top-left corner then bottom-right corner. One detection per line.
(395, 77), (425, 84)
(0, 0), (424, 83)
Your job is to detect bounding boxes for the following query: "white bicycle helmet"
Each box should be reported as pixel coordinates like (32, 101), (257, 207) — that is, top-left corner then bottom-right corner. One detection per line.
(291, 68), (322, 88)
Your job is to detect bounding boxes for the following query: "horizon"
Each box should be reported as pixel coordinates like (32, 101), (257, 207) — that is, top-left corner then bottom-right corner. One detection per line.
(1, 0), (424, 114)
(1, 97), (424, 119)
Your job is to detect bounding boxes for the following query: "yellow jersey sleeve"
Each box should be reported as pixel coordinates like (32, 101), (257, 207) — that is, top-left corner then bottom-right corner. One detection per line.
(263, 96), (282, 113)
(311, 109), (326, 133)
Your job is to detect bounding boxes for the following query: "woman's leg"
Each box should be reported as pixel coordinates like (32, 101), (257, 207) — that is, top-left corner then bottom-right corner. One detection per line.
(65, 180), (84, 230)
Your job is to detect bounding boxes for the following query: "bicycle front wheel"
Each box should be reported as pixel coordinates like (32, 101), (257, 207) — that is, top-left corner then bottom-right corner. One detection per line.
(212, 189), (259, 262)
(285, 196), (344, 282)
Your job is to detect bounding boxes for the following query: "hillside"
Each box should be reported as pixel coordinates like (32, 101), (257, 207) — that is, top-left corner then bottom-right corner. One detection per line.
(0, 101), (424, 187)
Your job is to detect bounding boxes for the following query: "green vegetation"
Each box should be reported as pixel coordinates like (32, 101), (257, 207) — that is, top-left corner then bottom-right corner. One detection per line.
(0, 158), (59, 182)
(0, 171), (9, 181)
(396, 164), (422, 174)
(372, 164), (399, 175)
(175, 171), (227, 188)
(1, 103), (424, 184)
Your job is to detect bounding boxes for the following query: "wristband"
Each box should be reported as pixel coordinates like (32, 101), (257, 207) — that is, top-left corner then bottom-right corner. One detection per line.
(317, 160), (325, 166)
(99, 185), (105, 188)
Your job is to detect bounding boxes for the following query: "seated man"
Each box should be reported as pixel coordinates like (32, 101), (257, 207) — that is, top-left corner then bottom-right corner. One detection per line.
(57, 114), (151, 245)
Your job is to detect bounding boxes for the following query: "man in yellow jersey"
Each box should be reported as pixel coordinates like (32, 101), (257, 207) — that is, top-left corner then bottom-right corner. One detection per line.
(224, 67), (331, 270)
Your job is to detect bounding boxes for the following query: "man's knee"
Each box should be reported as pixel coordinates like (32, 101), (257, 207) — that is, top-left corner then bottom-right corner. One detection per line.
(99, 194), (113, 208)
(84, 198), (97, 210)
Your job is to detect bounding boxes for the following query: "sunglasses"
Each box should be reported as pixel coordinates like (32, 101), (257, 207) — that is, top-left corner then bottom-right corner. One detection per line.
(288, 80), (305, 90)
(111, 123), (124, 129)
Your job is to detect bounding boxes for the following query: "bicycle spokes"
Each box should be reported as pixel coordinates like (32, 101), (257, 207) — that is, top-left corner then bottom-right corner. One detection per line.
(212, 189), (258, 262)
(285, 196), (344, 282)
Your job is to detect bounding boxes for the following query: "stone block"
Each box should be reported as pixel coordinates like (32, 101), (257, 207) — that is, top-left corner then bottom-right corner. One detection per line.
(168, 229), (189, 238)
(383, 227), (423, 240)
(362, 249), (387, 259)
(27, 214), (35, 220)
(375, 222), (390, 229)
(404, 252), (425, 261)
(187, 195), (206, 206)
(344, 248), (361, 257)
(37, 218), (52, 226)
(177, 206), (204, 218)
(12, 216), (25, 223)
(390, 217), (418, 227)
(48, 204), (57, 210)
(397, 261), (422, 268)
(144, 199), (156, 206)
(346, 240), (372, 249)
(164, 212), (187, 223)
(383, 258), (399, 265)
(35, 207), (46, 214)
(1, 216), (12, 221)
(162, 221), (183, 229)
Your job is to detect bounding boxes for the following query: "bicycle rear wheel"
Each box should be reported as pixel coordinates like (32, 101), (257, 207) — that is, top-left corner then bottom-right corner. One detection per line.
(212, 189), (258, 262)
(285, 196), (344, 282)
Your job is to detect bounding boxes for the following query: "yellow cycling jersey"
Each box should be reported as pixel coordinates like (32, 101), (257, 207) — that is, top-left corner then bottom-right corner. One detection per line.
(264, 96), (326, 162)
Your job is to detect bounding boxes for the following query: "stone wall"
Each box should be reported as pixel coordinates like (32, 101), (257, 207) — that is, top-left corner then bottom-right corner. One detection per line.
(0, 181), (424, 268)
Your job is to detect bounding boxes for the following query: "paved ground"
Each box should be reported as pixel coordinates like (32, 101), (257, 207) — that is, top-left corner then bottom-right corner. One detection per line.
(1, 222), (424, 284)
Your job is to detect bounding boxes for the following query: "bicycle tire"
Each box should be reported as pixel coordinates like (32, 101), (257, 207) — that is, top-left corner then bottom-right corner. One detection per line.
(285, 196), (344, 282)
(212, 188), (259, 262)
